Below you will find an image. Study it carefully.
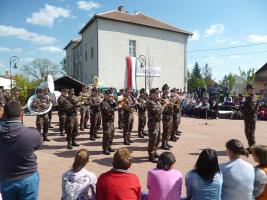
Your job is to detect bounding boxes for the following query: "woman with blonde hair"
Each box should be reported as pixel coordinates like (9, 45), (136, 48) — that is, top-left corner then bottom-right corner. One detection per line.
(252, 145), (267, 200)
(62, 149), (97, 200)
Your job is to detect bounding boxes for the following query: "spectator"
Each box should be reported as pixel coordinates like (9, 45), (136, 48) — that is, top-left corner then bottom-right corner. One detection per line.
(0, 102), (5, 126)
(0, 101), (42, 200)
(220, 139), (255, 200)
(62, 149), (97, 200)
(144, 152), (182, 200)
(252, 145), (267, 200)
(185, 148), (223, 200)
(209, 98), (219, 119)
(195, 98), (210, 118)
(96, 148), (141, 200)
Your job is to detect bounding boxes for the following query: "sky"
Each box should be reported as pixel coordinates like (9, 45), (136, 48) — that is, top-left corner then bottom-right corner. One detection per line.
(0, 0), (266, 81)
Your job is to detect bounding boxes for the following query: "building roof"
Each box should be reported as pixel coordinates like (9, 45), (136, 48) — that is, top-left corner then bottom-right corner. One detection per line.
(79, 9), (193, 36)
(256, 63), (267, 75)
(63, 37), (82, 50)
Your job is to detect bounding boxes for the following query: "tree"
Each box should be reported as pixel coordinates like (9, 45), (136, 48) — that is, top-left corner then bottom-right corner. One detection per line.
(14, 74), (41, 104)
(239, 67), (256, 85)
(60, 57), (67, 75)
(21, 58), (62, 81)
(220, 73), (236, 92)
(192, 62), (202, 79)
(187, 68), (205, 93)
(202, 63), (214, 88)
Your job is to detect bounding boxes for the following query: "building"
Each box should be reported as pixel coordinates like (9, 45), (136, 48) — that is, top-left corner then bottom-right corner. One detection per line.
(0, 71), (13, 90)
(255, 63), (267, 93)
(64, 6), (192, 90)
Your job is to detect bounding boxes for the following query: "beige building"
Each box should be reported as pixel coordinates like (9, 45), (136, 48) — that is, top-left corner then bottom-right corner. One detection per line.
(255, 63), (267, 93)
(64, 6), (192, 90)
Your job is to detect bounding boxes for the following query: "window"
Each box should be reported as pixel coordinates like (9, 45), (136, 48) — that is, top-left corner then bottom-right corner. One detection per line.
(129, 40), (136, 57)
(85, 50), (88, 61)
(91, 47), (94, 58)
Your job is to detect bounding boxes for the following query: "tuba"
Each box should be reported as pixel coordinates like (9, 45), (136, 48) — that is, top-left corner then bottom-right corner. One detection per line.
(27, 75), (60, 115)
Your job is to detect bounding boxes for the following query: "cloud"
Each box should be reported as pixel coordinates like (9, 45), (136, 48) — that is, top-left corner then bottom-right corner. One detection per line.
(21, 57), (35, 63)
(38, 46), (63, 53)
(0, 25), (56, 44)
(213, 39), (240, 45)
(0, 63), (5, 68)
(26, 4), (70, 27)
(229, 55), (240, 59)
(189, 30), (200, 41)
(77, 1), (101, 11)
(247, 34), (267, 43)
(0, 47), (22, 53)
(205, 24), (224, 37)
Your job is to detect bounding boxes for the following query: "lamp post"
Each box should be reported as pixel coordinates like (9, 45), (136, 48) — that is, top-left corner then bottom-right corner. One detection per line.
(138, 55), (147, 91)
(9, 56), (19, 89)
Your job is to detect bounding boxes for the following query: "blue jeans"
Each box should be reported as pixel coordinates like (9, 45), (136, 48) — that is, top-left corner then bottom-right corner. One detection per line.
(1, 172), (39, 200)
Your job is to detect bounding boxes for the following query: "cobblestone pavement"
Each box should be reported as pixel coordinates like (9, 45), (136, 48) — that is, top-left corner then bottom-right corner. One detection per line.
(22, 113), (267, 199)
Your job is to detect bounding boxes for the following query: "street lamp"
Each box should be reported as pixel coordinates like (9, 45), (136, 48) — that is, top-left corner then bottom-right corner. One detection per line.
(138, 55), (147, 91)
(9, 56), (19, 89)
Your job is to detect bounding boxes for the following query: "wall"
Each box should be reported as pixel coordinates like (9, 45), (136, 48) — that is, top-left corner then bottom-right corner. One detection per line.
(81, 21), (98, 85)
(97, 18), (188, 90)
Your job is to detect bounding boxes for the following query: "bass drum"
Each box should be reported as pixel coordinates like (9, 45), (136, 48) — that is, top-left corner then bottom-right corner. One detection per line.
(27, 94), (53, 115)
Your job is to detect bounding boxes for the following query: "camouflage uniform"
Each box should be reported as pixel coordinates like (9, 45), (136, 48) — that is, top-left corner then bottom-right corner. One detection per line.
(89, 94), (102, 140)
(32, 95), (51, 140)
(100, 98), (118, 154)
(79, 92), (90, 130)
(241, 93), (257, 147)
(137, 96), (147, 138)
(122, 95), (135, 145)
(147, 99), (163, 161)
(117, 90), (124, 129)
(161, 93), (173, 149)
(57, 94), (67, 136)
(64, 93), (80, 149)
(171, 99), (181, 141)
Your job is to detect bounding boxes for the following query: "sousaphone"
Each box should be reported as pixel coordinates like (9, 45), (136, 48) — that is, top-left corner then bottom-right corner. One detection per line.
(27, 75), (60, 115)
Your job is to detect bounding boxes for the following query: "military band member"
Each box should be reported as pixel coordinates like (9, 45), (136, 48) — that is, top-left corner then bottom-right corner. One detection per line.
(57, 88), (68, 136)
(170, 89), (180, 142)
(100, 90), (118, 155)
(117, 89), (124, 129)
(32, 88), (51, 141)
(0, 89), (6, 105)
(137, 88), (147, 138)
(122, 88), (135, 145)
(44, 87), (53, 128)
(89, 87), (102, 141)
(147, 88), (164, 163)
(64, 88), (80, 149)
(79, 85), (90, 131)
(6, 87), (21, 104)
(240, 84), (257, 151)
(161, 84), (173, 150)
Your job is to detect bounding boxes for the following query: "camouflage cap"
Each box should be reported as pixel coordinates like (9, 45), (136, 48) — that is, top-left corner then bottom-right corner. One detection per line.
(140, 88), (145, 93)
(36, 88), (43, 93)
(162, 84), (169, 91)
(69, 88), (75, 95)
(246, 83), (254, 90)
(150, 88), (159, 94)
(61, 88), (68, 92)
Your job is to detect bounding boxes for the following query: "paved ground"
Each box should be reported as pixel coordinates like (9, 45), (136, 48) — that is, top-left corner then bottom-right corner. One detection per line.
(23, 113), (267, 200)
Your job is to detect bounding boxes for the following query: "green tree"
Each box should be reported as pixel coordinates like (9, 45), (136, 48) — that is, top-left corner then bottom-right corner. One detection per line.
(14, 75), (41, 104)
(220, 73), (236, 92)
(187, 70), (205, 93)
(239, 67), (256, 85)
(192, 62), (202, 79)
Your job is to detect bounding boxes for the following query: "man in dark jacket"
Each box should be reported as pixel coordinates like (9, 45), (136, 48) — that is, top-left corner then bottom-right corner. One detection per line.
(0, 101), (42, 200)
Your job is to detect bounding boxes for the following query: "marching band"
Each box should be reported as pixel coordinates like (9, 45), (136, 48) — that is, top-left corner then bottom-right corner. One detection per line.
(0, 82), (185, 163)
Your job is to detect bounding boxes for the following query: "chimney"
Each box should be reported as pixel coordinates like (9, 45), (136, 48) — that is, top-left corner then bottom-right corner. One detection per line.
(5, 71), (9, 77)
(118, 6), (125, 12)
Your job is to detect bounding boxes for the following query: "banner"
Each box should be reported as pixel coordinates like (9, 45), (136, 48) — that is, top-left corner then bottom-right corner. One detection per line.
(136, 67), (161, 77)
(126, 56), (137, 90)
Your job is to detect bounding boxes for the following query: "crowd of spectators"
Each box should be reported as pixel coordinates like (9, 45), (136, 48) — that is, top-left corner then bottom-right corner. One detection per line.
(0, 102), (267, 200)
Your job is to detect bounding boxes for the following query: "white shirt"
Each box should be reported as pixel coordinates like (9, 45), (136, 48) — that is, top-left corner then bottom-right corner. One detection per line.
(62, 168), (97, 200)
